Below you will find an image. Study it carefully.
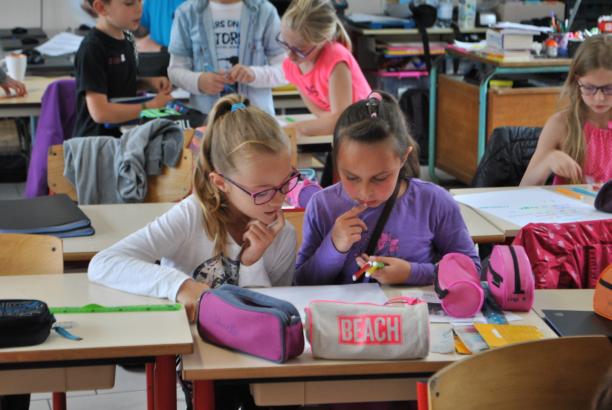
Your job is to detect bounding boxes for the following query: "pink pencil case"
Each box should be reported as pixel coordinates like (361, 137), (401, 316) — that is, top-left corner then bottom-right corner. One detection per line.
(305, 297), (429, 360)
(196, 284), (305, 363)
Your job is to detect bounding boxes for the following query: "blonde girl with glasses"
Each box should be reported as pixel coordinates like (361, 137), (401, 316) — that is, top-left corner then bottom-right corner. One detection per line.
(279, 0), (372, 136)
(89, 94), (298, 322)
(521, 35), (612, 186)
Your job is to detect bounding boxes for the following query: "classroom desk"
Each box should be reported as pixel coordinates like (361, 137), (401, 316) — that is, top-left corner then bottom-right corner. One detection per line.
(0, 273), (193, 410)
(181, 285), (556, 409)
(428, 47), (570, 183)
(272, 89), (305, 114)
(278, 113), (333, 146)
(63, 202), (174, 262)
(533, 289), (594, 317)
(0, 76), (59, 117)
(449, 184), (601, 238)
(457, 202), (505, 243)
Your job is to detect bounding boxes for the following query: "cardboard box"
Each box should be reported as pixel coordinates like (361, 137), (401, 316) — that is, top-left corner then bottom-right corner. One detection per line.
(497, 1), (565, 23)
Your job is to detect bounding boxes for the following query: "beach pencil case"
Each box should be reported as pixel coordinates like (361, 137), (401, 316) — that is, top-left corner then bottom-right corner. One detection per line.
(305, 297), (429, 360)
(196, 284), (304, 363)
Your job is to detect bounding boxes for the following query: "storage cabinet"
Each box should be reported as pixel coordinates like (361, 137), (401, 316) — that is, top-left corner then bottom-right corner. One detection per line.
(435, 74), (562, 184)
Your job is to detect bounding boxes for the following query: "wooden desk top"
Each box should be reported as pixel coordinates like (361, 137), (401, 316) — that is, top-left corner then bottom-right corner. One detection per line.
(63, 202), (174, 261)
(0, 274), (192, 364)
(458, 203), (504, 243)
(278, 114), (333, 146)
(446, 46), (571, 68)
(450, 185), (600, 237)
(181, 286), (556, 381)
(0, 76), (63, 106)
(533, 289), (594, 317)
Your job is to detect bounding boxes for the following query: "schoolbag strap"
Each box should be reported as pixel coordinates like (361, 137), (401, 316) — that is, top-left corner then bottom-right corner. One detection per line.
(365, 180), (402, 256)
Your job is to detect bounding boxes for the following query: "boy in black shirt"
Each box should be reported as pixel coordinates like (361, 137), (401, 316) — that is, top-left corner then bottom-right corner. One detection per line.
(74, 0), (173, 137)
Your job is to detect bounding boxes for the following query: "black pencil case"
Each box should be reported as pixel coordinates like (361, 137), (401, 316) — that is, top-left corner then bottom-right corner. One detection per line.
(0, 299), (56, 348)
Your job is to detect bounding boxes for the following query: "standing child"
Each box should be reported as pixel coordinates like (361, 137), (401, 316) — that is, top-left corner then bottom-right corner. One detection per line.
(280, 0), (371, 136)
(168, 0), (286, 116)
(521, 34), (612, 186)
(88, 94), (298, 319)
(295, 91), (480, 287)
(74, 0), (173, 138)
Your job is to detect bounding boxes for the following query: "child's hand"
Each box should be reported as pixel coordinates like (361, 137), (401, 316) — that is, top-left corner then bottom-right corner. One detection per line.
(150, 76), (172, 94)
(147, 91), (173, 109)
(331, 204), (368, 253)
(240, 211), (285, 266)
(198, 72), (227, 95)
(356, 254), (412, 285)
(547, 150), (583, 182)
(227, 64), (255, 84)
(176, 279), (210, 323)
(0, 76), (27, 97)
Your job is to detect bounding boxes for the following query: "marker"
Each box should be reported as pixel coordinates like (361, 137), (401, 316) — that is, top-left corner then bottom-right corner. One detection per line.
(285, 116), (296, 123)
(568, 187), (597, 197)
(364, 261), (385, 278)
(555, 187), (583, 200)
(352, 263), (371, 282)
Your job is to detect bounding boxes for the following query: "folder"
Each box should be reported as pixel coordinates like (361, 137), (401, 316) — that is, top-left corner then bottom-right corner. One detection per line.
(0, 194), (94, 237)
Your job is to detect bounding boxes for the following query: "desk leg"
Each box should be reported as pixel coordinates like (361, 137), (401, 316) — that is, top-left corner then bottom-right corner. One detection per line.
(477, 69), (498, 161)
(154, 355), (176, 410)
(192, 380), (214, 410)
(427, 61), (439, 183)
(146, 363), (155, 410)
(52, 392), (66, 410)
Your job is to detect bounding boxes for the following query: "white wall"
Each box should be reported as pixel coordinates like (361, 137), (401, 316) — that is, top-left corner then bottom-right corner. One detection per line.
(0, 0), (95, 35)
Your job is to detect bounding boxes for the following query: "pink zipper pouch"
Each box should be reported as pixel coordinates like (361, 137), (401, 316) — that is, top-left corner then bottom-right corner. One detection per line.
(196, 284), (304, 363)
(305, 297), (429, 360)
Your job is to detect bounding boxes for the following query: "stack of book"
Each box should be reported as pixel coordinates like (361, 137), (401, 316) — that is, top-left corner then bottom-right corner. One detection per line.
(484, 26), (538, 62)
(0, 194), (94, 238)
(379, 41), (447, 58)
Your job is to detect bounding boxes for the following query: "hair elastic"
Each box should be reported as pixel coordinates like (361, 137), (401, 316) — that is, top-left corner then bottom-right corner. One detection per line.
(230, 102), (247, 112)
(366, 92), (383, 118)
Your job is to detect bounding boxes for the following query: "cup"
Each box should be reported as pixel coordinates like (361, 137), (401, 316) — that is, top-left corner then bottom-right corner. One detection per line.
(2, 53), (27, 82)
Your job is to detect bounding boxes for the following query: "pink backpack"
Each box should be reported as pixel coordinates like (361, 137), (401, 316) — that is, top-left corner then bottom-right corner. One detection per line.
(434, 253), (484, 318)
(485, 245), (534, 311)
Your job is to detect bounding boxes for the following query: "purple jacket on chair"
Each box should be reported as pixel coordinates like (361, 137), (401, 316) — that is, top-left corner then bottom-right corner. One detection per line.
(25, 78), (76, 198)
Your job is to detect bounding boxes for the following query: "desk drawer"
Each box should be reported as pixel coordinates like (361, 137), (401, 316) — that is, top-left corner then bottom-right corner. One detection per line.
(0, 365), (115, 395)
(251, 377), (420, 405)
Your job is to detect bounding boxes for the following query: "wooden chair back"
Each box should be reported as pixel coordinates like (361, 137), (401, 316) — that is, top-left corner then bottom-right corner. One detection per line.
(282, 126), (298, 168)
(0, 234), (63, 275)
(428, 336), (612, 410)
(284, 210), (304, 250)
(47, 136), (193, 203)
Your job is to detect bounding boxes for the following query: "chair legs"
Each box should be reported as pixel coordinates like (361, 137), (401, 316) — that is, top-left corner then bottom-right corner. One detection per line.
(52, 392), (66, 410)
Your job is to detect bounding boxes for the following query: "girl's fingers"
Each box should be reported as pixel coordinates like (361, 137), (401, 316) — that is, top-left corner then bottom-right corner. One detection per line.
(270, 211), (285, 234)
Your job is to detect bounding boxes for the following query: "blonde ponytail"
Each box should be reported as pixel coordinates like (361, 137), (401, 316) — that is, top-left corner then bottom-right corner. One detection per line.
(193, 94), (290, 256)
(283, 0), (352, 51)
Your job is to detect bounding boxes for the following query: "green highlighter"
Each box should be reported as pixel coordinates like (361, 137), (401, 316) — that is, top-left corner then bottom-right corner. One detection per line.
(50, 303), (182, 314)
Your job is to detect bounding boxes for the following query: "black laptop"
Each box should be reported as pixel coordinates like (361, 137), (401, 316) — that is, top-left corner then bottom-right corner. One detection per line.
(542, 309), (612, 337)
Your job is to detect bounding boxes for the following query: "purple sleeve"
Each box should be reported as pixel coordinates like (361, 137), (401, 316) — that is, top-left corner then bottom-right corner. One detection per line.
(294, 202), (348, 285)
(406, 190), (480, 286)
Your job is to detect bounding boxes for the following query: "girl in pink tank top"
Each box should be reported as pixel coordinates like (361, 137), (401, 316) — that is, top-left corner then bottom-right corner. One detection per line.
(521, 35), (612, 186)
(278, 0), (372, 137)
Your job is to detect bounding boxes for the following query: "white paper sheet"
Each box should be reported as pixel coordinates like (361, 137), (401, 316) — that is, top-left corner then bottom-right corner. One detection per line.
(454, 188), (610, 227)
(36, 32), (83, 56)
(252, 283), (389, 319)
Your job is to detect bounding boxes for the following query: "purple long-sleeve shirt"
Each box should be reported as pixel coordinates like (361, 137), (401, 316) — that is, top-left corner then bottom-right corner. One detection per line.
(295, 179), (480, 285)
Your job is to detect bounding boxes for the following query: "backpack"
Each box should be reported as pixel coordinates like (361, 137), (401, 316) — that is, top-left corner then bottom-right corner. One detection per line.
(484, 245), (535, 311)
(593, 264), (612, 320)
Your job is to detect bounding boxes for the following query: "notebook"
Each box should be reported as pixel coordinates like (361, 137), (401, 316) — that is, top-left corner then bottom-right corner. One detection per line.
(0, 194), (93, 235)
(542, 310), (612, 337)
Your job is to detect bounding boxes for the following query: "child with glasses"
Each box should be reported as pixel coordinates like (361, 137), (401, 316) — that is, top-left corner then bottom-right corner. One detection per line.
(280, 0), (372, 136)
(296, 91), (479, 289)
(167, 0), (286, 116)
(521, 34), (612, 186)
(89, 94), (299, 324)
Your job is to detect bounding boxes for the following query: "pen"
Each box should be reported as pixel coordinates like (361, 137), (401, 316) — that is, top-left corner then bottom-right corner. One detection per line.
(555, 187), (583, 200)
(285, 116), (296, 123)
(568, 187), (597, 197)
(352, 261), (385, 281)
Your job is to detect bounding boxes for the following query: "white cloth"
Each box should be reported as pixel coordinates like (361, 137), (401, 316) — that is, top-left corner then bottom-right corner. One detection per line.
(210, 0), (242, 73)
(88, 195), (297, 302)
